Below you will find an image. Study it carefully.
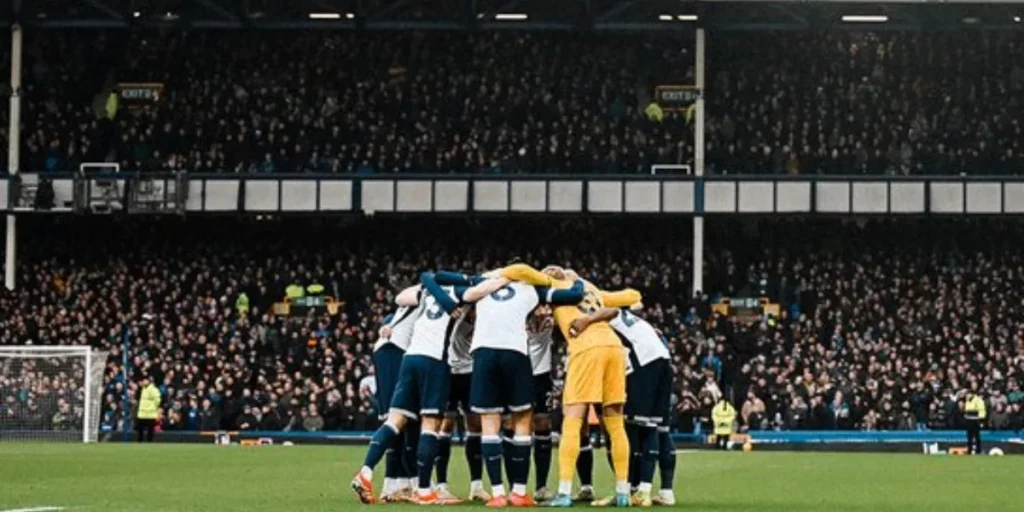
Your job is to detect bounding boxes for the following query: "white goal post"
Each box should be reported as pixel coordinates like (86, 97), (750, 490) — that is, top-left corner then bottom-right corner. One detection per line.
(0, 346), (108, 443)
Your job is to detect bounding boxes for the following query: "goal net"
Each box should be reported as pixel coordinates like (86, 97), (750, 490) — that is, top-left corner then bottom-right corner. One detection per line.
(0, 346), (108, 443)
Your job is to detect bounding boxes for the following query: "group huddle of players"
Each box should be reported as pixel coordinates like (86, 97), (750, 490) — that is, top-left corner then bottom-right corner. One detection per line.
(351, 264), (677, 507)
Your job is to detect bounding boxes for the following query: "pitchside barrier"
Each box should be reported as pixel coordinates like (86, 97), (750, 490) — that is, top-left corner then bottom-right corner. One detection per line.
(7, 172), (1024, 215)
(137, 430), (1024, 454)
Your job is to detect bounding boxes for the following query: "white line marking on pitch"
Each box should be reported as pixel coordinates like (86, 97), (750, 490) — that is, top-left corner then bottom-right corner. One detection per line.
(1, 507), (66, 512)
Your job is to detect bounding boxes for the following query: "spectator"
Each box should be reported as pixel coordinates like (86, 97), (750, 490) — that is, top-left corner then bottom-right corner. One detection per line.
(15, 31), (1024, 176)
(302, 405), (324, 433)
(2, 216), (1023, 436)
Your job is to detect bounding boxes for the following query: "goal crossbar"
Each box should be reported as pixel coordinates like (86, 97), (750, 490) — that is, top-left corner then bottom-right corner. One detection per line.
(0, 346), (93, 352)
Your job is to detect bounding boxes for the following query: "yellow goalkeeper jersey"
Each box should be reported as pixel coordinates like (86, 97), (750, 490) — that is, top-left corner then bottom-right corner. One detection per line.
(501, 264), (641, 356)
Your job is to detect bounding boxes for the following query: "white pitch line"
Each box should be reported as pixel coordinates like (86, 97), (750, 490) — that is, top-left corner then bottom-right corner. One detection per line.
(0, 507), (66, 512)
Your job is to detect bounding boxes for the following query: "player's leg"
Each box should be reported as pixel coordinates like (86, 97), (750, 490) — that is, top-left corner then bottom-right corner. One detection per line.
(600, 347), (632, 505)
(373, 345), (409, 500)
(502, 415), (516, 489)
(471, 349), (509, 504)
(415, 415), (445, 502)
(653, 426), (677, 506)
(552, 349), (601, 505)
(465, 413), (490, 501)
(622, 367), (642, 491)
(479, 413), (508, 504)
(634, 361), (668, 505)
(403, 419), (420, 489)
(413, 358), (455, 504)
(354, 353), (417, 503)
(504, 351), (536, 506)
(353, 409), (410, 503)
(533, 414), (553, 498)
(509, 409), (535, 505)
(632, 423), (658, 505)
(532, 373), (554, 500)
(435, 414), (456, 497)
(575, 421), (595, 501)
(653, 363), (677, 506)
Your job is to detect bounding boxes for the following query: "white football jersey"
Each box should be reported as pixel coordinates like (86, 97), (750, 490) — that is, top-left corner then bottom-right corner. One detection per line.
(374, 302), (422, 352)
(528, 329), (553, 375)
(406, 286), (459, 361)
(471, 282), (540, 356)
(610, 309), (670, 367)
(448, 316), (475, 375)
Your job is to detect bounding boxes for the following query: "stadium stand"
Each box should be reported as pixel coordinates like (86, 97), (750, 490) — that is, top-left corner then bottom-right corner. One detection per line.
(1, 217), (1022, 435)
(6, 31), (1024, 176)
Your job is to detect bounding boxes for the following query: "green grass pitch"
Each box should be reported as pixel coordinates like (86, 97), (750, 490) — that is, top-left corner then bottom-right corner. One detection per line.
(0, 443), (1020, 512)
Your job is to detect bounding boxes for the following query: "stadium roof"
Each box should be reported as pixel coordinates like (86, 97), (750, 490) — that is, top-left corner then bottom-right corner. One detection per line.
(7, 0), (1024, 31)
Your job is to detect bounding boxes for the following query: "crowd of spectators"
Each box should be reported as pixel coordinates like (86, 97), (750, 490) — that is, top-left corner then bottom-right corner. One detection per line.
(0, 355), (85, 436)
(1, 217), (1023, 437)
(7, 30), (1024, 176)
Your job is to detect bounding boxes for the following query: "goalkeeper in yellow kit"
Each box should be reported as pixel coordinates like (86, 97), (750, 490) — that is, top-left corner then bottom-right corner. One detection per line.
(499, 264), (641, 508)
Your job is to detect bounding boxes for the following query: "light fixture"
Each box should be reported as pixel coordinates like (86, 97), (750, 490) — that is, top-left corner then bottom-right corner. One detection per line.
(308, 12), (342, 19)
(494, 13), (529, 21)
(841, 15), (888, 23)
(659, 14), (673, 21)
(133, 11), (140, 18)
(1014, 16), (1021, 23)
(677, 14), (698, 21)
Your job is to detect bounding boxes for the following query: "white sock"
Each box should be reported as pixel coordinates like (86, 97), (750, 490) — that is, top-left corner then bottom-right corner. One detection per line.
(383, 478), (395, 494)
(558, 481), (573, 496)
(359, 466), (373, 479)
(638, 482), (653, 493)
(659, 489), (675, 500)
(398, 478), (411, 490)
(581, 485), (593, 492)
(512, 484), (527, 496)
(436, 482), (449, 491)
(418, 487), (432, 498)
(470, 480), (484, 492)
(616, 481), (631, 495)
(492, 485), (507, 497)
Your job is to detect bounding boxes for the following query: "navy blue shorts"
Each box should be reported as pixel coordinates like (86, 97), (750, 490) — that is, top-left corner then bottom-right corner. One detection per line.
(625, 358), (673, 426)
(448, 373), (473, 415)
(532, 373), (553, 416)
(390, 355), (451, 419)
(372, 344), (405, 420)
(470, 348), (533, 415)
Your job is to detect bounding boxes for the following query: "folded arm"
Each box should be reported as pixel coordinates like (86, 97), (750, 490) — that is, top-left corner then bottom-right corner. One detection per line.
(537, 279), (586, 305)
(463, 277), (511, 303)
(420, 272), (466, 314)
(500, 263), (554, 287)
(599, 288), (643, 309)
(395, 284), (422, 307)
(433, 270), (484, 287)
(569, 306), (620, 337)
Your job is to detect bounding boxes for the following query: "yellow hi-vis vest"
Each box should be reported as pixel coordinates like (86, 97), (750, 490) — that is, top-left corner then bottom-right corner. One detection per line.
(138, 384), (161, 420)
(712, 401), (737, 436)
(965, 396), (987, 421)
